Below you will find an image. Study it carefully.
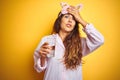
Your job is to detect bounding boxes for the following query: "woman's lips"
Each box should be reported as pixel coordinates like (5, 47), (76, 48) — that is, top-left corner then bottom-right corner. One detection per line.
(66, 24), (72, 27)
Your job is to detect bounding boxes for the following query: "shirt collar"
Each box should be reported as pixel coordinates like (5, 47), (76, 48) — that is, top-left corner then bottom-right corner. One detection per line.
(56, 34), (65, 49)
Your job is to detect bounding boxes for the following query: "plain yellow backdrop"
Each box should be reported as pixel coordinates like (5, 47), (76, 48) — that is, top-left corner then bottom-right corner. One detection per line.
(1, 0), (120, 80)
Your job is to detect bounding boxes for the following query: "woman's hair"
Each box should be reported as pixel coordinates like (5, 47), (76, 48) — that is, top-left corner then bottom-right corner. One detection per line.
(52, 12), (82, 70)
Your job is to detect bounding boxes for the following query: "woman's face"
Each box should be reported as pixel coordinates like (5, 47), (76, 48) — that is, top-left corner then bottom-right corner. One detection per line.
(60, 14), (76, 33)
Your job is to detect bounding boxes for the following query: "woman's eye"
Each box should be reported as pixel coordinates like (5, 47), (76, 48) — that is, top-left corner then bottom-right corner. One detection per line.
(64, 15), (69, 18)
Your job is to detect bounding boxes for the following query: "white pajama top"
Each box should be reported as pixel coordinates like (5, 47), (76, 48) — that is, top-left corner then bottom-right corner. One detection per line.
(33, 24), (104, 80)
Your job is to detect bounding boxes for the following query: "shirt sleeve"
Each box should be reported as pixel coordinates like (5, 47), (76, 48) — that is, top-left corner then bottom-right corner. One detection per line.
(81, 23), (104, 56)
(33, 37), (48, 73)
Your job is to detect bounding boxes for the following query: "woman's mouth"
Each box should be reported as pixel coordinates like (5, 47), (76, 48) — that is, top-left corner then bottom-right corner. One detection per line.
(66, 24), (72, 27)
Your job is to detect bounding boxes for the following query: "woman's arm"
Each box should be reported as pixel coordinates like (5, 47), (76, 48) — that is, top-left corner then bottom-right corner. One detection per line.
(33, 37), (48, 73)
(81, 24), (104, 56)
(34, 51), (47, 73)
(68, 6), (104, 56)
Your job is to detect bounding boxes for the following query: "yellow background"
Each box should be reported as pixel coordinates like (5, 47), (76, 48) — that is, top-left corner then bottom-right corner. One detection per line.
(1, 0), (120, 80)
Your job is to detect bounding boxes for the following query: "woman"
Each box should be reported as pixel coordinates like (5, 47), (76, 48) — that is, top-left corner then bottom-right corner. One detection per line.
(33, 3), (104, 80)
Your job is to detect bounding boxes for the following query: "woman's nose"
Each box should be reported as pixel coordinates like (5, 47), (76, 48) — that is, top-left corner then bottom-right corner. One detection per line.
(68, 18), (72, 23)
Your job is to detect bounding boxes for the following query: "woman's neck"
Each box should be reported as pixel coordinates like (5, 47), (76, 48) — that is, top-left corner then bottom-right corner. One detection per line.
(58, 31), (69, 41)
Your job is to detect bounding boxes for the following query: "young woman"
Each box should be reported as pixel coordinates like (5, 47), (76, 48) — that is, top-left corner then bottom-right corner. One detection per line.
(33, 3), (104, 80)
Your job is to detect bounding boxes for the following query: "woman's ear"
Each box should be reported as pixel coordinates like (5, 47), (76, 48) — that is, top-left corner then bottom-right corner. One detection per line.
(76, 4), (83, 11)
(60, 2), (69, 8)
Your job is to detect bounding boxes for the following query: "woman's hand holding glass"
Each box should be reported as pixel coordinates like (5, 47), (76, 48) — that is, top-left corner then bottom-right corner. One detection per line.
(39, 38), (55, 58)
(39, 42), (52, 58)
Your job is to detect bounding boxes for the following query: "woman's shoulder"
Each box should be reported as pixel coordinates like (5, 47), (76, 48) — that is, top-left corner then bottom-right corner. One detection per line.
(41, 34), (57, 40)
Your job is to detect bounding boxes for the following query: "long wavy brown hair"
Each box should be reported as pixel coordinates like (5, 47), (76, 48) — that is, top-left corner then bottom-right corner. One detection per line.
(52, 13), (82, 70)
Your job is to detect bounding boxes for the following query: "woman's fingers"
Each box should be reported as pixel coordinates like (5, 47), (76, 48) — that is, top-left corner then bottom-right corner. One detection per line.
(40, 48), (51, 53)
(68, 6), (78, 12)
(39, 52), (47, 57)
(67, 6), (81, 22)
(70, 6), (77, 11)
(39, 42), (51, 57)
(42, 42), (52, 49)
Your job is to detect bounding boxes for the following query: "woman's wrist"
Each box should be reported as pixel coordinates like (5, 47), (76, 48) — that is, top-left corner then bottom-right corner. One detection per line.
(78, 16), (88, 28)
(40, 57), (46, 67)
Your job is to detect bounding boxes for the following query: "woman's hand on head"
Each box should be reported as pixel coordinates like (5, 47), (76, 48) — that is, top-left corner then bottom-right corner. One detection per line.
(67, 6), (81, 22)
(67, 6), (88, 27)
(39, 42), (51, 58)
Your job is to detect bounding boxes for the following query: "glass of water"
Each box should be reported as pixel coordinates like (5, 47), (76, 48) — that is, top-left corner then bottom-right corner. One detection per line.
(46, 37), (56, 58)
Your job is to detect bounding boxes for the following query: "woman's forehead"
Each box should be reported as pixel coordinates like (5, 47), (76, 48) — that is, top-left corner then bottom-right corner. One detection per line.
(63, 13), (76, 20)
(64, 13), (73, 16)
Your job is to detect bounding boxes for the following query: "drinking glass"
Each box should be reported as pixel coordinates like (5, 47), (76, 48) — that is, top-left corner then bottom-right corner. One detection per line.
(46, 37), (56, 58)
